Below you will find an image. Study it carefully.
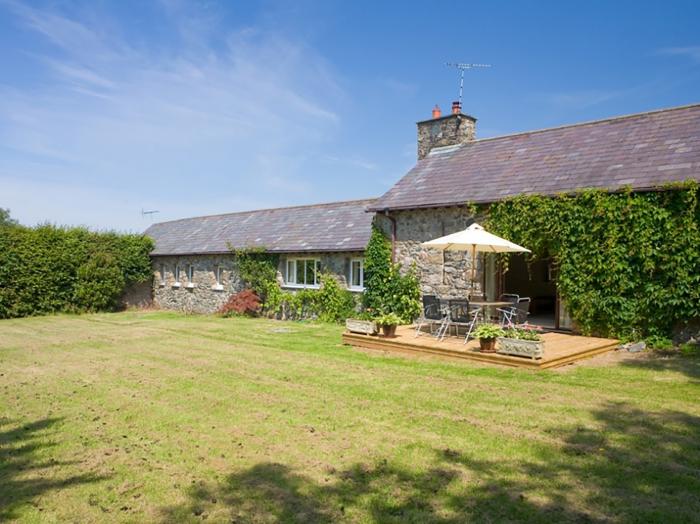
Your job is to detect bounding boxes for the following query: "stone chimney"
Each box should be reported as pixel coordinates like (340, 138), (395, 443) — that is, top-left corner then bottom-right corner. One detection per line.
(417, 101), (476, 160)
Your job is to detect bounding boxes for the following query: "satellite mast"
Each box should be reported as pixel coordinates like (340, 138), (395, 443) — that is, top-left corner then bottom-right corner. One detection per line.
(445, 62), (491, 107)
(141, 209), (160, 222)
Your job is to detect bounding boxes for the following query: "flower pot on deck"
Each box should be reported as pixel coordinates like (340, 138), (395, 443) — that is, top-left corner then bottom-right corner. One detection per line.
(479, 337), (498, 353)
(380, 324), (398, 338)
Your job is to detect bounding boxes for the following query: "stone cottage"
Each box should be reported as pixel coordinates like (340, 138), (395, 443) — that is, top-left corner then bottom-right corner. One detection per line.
(145, 199), (374, 313)
(370, 102), (700, 329)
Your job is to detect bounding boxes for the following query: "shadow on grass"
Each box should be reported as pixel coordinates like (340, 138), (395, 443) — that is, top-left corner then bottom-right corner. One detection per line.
(0, 417), (108, 520)
(620, 352), (700, 381)
(161, 402), (700, 523)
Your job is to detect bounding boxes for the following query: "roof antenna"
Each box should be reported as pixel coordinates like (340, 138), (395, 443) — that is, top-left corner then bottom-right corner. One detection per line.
(141, 208), (160, 222)
(445, 62), (491, 108)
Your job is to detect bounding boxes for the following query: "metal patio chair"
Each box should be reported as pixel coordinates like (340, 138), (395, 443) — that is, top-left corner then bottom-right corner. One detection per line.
(497, 293), (521, 328)
(445, 299), (482, 344)
(415, 295), (447, 338)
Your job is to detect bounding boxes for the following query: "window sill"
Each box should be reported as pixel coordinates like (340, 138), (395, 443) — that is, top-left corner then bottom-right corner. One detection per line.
(172, 282), (182, 288)
(282, 284), (321, 290)
(211, 284), (224, 291)
(158, 282), (166, 288)
(185, 283), (196, 289)
(348, 286), (365, 293)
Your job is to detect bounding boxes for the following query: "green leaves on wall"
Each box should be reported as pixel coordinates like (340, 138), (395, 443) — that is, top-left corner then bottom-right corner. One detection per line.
(486, 181), (700, 339)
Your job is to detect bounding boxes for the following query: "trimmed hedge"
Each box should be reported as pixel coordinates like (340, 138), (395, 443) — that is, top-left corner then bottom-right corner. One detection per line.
(0, 224), (154, 318)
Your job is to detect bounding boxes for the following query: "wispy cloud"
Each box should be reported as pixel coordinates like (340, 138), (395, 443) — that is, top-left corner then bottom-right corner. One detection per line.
(546, 89), (622, 110)
(656, 46), (700, 64)
(0, 1), (344, 230)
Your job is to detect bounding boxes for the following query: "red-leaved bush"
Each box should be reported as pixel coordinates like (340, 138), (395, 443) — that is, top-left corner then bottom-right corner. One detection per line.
(218, 289), (261, 317)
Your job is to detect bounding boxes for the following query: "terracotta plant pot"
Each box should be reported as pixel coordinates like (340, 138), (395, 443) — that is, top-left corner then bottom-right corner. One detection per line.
(381, 324), (398, 338)
(479, 337), (497, 353)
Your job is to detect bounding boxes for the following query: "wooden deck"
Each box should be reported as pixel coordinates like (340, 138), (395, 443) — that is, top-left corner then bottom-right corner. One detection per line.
(342, 326), (619, 370)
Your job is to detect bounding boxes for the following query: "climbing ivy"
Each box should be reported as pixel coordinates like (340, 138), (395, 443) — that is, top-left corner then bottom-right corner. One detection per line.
(230, 246), (280, 301)
(485, 181), (700, 339)
(362, 224), (421, 323)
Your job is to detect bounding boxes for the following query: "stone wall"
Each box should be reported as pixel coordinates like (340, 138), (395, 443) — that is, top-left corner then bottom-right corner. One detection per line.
(152, 251), (364, 314)
(416, 114), (476, 160)
(375, 207), (487, 299)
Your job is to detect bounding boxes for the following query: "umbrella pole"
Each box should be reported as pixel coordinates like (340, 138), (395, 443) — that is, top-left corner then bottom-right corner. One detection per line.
(470, 244), (476, 300)
(442, 249), (445, 284)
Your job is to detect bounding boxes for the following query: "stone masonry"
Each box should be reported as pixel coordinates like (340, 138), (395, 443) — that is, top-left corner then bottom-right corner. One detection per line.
(375, 207), (487, 299)
(152, 251), (365, 314)
(416, 112), (476, 160)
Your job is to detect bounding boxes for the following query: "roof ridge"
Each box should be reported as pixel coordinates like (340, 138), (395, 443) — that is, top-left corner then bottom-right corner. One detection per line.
(470, 102), (700, 145)
(149, 197), (377, 227)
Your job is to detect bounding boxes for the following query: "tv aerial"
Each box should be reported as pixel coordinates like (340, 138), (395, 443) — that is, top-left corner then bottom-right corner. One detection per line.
(141, 209), (160, 222)
(445, 62), (491, 107)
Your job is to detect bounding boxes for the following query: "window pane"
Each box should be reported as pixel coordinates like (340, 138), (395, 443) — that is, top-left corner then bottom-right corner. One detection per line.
(296, 260), (305, 284)
(352, 261), (360, 286)
(315, 260), (321, 285)
(305, 259), (315, 286)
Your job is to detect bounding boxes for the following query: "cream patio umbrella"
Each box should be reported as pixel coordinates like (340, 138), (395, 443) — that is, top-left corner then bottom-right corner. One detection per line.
(421, 223), (530, 299)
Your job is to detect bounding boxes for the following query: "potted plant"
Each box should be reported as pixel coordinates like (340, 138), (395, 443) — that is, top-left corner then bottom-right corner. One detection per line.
(473, 323), (505, 353)
(497, 325), (544, 359)
(375, 312), (402, 338)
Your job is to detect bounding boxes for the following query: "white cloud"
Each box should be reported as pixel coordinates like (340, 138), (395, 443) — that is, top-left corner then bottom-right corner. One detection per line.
(656, 46), (700, 64)
(0, 1), (344, 230)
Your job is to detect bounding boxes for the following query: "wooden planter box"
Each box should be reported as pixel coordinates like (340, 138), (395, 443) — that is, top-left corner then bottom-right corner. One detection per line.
(346, 319), (378, 335)
(497, 337), (544, 360)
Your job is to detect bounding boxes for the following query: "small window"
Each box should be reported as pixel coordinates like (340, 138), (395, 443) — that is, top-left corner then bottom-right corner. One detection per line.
(159, 264), (166, 285)
(350, 258), (364, 290)
(285, 258), (320, 287)
(187, 264), (195, 282)
(215, 266), (223, 285)
(174, 265), (181, 283)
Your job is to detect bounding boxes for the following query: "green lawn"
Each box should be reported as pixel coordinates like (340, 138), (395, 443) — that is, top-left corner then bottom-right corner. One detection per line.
(1, 312), (699, 523)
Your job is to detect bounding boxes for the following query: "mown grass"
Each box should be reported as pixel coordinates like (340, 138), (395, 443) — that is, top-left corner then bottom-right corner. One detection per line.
(1, 311), (699, 523)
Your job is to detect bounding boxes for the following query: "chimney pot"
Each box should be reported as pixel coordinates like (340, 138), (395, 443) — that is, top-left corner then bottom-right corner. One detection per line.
(452, 101), (461, 115)
(432, 105), (442, 119)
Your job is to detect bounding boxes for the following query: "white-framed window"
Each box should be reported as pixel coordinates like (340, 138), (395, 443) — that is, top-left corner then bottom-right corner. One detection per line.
(285, 258), (321, 288)
(349, 258), (364, 290)
(173, 265), (181, 287)
(158, 264), (166, 286)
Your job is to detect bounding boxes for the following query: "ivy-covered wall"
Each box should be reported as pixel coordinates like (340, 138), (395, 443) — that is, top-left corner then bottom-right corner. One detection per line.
(486, 182), (700, 339)
(0, 224), (154, 318)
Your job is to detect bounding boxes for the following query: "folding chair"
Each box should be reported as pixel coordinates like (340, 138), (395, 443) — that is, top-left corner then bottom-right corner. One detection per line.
(497, 294), (519, 328)
(446, 299), (482, 344)
(415, 295), (446, 337)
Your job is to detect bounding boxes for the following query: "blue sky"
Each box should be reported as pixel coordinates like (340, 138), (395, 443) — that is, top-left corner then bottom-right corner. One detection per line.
(1, 0), (699, 231)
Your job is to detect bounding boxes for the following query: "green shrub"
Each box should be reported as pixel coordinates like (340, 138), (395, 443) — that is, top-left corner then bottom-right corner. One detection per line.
(680, 342), (700, 357)
(316, 274), (356, 323)
(73, 252), (125, 312)
(645, 335), (674, 351)
(0, 224), (153, 318)
(362, 224), (421, 323)
(375, 312), (402, 326)
(230, 247), (279, 301)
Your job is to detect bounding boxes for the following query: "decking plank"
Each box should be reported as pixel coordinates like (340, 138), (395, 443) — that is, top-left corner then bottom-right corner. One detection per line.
(342, 326), (618, 370)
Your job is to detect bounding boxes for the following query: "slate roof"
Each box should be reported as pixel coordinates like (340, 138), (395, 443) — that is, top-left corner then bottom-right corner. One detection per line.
(369, 104), (700, 211)
(145, 199), (375, 256)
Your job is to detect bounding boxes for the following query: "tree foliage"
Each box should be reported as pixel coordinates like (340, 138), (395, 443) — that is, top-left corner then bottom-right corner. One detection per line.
(486, 182), (700, 339)
(0, 208), (17, 227)
(0, 224), (154, 319)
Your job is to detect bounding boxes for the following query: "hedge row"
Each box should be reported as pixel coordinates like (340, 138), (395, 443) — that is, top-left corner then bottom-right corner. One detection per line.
(0, 224), (154, 318)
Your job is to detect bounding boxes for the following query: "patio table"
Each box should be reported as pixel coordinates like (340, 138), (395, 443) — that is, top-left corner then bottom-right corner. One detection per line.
(469, 300), (513, 322)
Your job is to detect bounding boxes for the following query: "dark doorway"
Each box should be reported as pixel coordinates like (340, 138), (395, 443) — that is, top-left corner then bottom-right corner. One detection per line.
(503, 255), (557, 329)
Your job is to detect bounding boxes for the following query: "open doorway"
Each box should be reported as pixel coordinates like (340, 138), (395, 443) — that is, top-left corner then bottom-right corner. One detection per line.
(502, 255), (557, 329)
